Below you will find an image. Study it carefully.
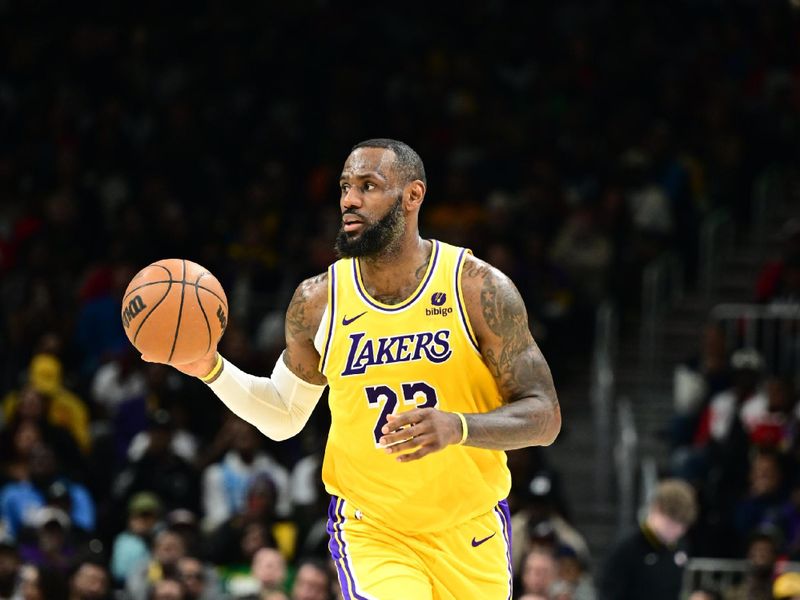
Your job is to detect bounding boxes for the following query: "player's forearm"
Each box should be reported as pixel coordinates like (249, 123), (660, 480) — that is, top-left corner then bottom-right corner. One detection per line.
(205, 354), (325, 441)
(462, 394), (561, 449)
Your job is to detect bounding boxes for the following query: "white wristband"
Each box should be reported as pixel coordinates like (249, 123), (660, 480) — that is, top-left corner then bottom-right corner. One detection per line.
(206, 352), (326, 441)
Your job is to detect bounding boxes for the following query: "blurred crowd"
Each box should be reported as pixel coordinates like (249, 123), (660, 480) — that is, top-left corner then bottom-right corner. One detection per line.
(660, 205), (800, 600)
(1, 0), (799, 599)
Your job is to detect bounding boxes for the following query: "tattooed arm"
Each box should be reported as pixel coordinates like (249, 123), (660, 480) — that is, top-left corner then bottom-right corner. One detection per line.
(380, 255), (560, 460)
(283, 272), (329, 385)
(459, 254), (561, 448)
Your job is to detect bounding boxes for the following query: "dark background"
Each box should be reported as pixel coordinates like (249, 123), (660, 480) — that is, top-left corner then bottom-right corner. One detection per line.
(0, 1), (798, 599)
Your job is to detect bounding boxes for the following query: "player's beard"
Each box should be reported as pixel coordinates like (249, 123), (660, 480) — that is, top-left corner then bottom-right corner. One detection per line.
(335, 195), (405, 258)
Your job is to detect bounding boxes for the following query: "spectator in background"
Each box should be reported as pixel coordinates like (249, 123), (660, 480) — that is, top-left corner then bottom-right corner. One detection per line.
(0, 412), (43, 486)
(519, 546), (559, 599)
(127, 405), (198, 466)
(685, 349), (766, 521)
(112, 409), (200, 515)
(722, 528), (779, 600)
(0, 538), (20, 599)
(0, 443), (95, 539)
(250, 547), (287, 597)
(110, 492), (162, 584)
(18, 506), (80, 573)
(3, 354), (90, 453)
(108, 364), (189, 466)
(18, 563), (69, 600)
(224, 546), (286, 599)
(164, 509), (203, 559)
(511, 470), (591, 573)
(201, 419), (291, 532)
(599, 479), (698, 600)
(549, 202), (612, 305)
(290, 559), (331, 600)
(206, 475), (280, 583)
(176, 555), (227, 600)
(734, 451), (787, 542)
(670, 323), (730, 455)
(67, 560), (111, 600)
(126, 528), (187, 600)
(555, 546), (597, 600)
(698, 349), (767, 446)
(90, 348), (147, 420)
(150, 577), (186, 600)
(745, 377), (798, 450)
(0, 386), (85, 481)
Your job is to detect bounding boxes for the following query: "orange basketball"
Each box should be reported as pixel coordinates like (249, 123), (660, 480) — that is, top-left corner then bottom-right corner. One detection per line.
(121, 259), (228, 364)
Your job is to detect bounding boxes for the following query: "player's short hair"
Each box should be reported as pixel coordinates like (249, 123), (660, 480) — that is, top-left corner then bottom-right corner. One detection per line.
(351, 138), (427, 186)
(649, 478), (698, 526)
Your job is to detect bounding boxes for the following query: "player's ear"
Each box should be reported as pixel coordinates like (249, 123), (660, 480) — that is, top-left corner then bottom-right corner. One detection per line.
(405, 180), (426, 210)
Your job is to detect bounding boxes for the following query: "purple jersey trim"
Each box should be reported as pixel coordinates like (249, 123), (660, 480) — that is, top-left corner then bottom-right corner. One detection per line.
(352, 240), (440, 312)
(319, 264), (336, 374)
(454, 247), (480, 351)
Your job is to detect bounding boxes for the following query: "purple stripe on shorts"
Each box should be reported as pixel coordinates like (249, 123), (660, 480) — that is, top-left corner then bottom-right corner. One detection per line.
(326, 497), (352, 600)
(327, 496), (370, 600)
(495, 500), (514, 600)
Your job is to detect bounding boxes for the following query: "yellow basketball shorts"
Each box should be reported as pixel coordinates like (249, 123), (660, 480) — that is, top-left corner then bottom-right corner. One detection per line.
(327, 495), (513, 600)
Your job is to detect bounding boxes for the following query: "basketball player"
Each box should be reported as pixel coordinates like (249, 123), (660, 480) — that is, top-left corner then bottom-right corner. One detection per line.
(148, 139), (561, 599)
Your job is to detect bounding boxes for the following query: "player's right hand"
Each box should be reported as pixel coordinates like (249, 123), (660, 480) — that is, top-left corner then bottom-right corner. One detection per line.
(141, 348), (219, 379)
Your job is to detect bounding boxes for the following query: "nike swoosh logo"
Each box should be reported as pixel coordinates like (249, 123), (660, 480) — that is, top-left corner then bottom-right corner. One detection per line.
(471, 532), (496, 547)
(341, 311), (367, 326)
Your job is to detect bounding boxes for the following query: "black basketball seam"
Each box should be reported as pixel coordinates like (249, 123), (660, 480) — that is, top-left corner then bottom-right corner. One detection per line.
(132, 265), (174, 345)
(195, 272), (212, 353)
(124, 279), (225, 305)
(167, 260), (187, 362)
(122, 264), (174, 301)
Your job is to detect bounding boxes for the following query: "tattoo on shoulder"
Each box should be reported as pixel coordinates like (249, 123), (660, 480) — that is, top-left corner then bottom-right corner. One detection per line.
(285, 272), (327, 340)
(480, 270), (529, 343)
(479, 270), (556, 407)
(462, 258), (491, 280)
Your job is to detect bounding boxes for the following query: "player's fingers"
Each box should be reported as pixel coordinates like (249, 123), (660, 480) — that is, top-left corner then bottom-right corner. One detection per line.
(395, 446), (432, 462)
(383, 409), (424, 434)
(378, 431), (412, 449)
(381, 433), (432, 454)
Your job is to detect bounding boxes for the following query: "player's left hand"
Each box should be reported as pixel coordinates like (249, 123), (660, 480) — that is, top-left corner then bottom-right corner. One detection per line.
(379, 408), (463, 463)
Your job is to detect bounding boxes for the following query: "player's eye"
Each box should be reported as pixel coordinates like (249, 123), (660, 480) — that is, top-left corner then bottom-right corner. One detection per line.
(340, 184), (350, 193)
(364, 182), (376, 191)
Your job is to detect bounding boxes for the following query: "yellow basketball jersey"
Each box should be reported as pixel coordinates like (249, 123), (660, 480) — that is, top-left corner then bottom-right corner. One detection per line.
(318, 240), (511, 533)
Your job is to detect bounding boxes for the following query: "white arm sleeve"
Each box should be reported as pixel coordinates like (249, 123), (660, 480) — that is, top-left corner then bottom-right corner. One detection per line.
(206, 352), (326, 441)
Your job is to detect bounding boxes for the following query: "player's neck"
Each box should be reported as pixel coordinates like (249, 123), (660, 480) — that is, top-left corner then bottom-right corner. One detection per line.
(358, 235), (432, 305)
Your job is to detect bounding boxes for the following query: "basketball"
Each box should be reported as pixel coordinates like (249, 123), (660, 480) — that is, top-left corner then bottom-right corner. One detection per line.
(121, 259), (228, 364)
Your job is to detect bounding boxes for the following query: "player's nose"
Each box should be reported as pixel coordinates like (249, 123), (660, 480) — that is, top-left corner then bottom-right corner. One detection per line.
(341, 187), (362, 210)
